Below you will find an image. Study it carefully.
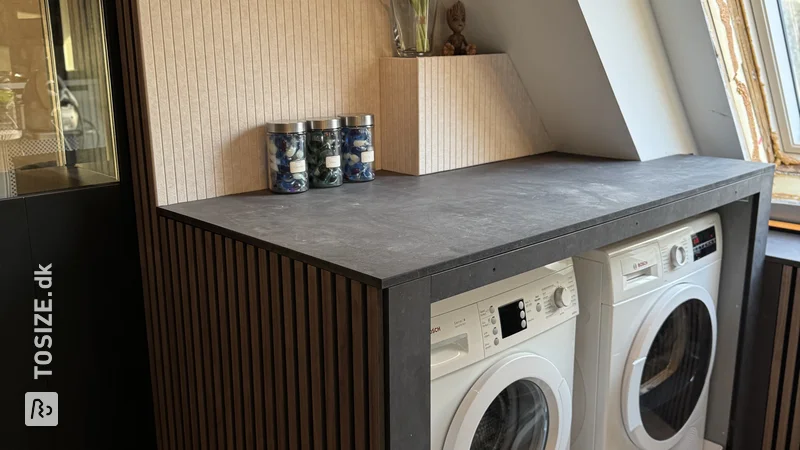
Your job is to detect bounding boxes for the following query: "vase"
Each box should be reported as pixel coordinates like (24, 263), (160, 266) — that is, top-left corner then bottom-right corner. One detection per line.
(389, 0), (439, 57)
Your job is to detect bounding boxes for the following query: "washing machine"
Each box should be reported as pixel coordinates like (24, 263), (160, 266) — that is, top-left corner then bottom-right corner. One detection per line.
(571, 213), (721, 450)
(431, 258), (579, 450)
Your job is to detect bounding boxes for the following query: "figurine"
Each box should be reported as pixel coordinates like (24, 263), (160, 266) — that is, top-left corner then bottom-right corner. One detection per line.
(442, 1), (477, 56)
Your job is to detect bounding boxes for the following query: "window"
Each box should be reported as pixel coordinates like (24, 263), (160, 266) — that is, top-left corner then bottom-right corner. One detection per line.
(0, 0), (118, 199)
(751, 0), (800, 153)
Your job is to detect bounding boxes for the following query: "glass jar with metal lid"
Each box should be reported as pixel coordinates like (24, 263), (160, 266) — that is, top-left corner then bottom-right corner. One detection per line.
(306, 117), (343, 188)
(339, 113), (375, 182)
(266, 120), (308, 194)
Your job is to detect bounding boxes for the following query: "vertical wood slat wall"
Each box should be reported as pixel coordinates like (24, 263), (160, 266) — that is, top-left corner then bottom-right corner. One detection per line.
(150, 217), (385, 450)
(117, 1), (386, 447)
(135, 0), (391, 206)
(763, 265), (800, 449)
(378, 55), (553, 176)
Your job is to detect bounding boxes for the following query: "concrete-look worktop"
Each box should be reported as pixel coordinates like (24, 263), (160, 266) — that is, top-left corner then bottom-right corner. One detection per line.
(154, 153), (774, 450)
(161, 153), (770, 289)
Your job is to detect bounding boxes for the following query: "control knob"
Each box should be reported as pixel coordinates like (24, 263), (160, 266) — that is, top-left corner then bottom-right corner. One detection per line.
(670, 245), (688, 268)
(553, 286), (572, 308)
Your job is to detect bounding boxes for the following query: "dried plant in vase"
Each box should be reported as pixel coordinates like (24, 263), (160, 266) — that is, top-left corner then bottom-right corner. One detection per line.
(442, 1), (477, 56)
(390, 0), (439, 56)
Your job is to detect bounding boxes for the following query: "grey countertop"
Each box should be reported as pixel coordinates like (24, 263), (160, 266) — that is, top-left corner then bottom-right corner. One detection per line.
(767, 229), (800, 266)
(159, 152), (773, 288)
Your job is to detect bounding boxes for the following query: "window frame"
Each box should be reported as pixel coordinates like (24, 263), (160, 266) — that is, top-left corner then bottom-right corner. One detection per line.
(751, 0), (800, 154)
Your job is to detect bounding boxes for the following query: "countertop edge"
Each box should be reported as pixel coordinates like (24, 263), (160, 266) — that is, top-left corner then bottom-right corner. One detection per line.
(156, 207), (386, 288)
(158, 163), (774, 290)
(766, 229), (800, 267)
(377, 168), (774, 288)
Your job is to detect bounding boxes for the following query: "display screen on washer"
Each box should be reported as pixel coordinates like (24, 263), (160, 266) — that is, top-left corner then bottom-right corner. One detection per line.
(691, 226), (717, 261)
(498, 300), (527, 338)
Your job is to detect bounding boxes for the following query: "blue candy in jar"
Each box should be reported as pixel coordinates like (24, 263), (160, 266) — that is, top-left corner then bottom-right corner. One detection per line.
(339, 113), (375, 182)
(266, 120), (309, 194)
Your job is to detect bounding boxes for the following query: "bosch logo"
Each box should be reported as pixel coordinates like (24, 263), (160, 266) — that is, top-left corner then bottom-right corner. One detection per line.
(430, 326), (441, 335)
(633, 261), (648, 270)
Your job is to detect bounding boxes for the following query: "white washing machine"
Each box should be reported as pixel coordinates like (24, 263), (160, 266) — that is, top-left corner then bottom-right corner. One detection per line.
(431, 258), (579, 450)
(571, 213), (722, 450)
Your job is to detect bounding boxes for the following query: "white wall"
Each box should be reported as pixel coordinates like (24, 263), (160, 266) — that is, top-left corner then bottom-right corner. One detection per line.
(651, 0), (746, 160)
(577, 0), (698, 160)
(458, 0), (702, 161)
(459, 0), (640, 160)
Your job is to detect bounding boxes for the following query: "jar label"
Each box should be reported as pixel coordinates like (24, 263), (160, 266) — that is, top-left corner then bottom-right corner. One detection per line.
(289, 160), (306, 173)
(361, 149), (375, 163)
(325, 155), (341, 168)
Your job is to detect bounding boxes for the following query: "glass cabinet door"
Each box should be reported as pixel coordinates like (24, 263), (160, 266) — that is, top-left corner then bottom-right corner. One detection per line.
(0, 0), (117, 198)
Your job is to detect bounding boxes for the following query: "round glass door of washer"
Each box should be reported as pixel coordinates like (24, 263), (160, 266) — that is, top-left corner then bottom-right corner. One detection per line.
(471, 379), (549, 450)
(443, 353), (572, 450)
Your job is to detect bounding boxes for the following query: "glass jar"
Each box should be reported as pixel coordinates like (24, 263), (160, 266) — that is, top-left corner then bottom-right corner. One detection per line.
(266, 120), (309, 194)
(306, 117), (343, 188)
(339, 113), (375, 182)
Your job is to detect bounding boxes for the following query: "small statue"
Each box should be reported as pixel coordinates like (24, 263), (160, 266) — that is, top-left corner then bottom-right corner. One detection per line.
(442, 1), (477, 56)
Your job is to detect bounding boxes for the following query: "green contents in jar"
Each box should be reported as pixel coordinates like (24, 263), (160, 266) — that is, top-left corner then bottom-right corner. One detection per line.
(306, 118), (343, 188)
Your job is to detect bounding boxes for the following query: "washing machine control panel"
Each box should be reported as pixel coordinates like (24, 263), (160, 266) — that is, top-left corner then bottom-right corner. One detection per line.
(430, 259), (579, 379)
(476, 267), (578, 357)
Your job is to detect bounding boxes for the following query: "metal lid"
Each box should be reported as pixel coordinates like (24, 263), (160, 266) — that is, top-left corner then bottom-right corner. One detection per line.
(339, 113), (374, 127)
(306, 116), (341, 130)
(265, 120), (306, 133)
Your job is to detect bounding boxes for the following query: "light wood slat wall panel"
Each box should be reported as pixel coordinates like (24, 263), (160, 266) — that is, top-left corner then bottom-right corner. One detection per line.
(379, 54), (553, 175)
(152, 217), (385, 450)
(762, 266), (800, 449)
(136, 0), (391, 205)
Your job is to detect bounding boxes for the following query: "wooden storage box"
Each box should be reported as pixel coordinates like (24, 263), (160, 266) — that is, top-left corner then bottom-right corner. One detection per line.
(379, 54), (552, 175)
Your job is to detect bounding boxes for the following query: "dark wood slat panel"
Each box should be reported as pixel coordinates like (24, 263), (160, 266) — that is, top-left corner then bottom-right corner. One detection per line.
(195, 228), (216, 450)
(215, 234), (236, 450)
(206, 232), (227, 450)
(270, 252), (288, 449)
(177, 224), (200, 450)
(172, 222), (190, 449)
(146, 215), (167, 450)
(307, 267), (326, 450)
(149, 218), (388, 450)
(247, 245), (265, 450)
(295, 260), (312, 450)
(164, 219), (186, 450)
(259, 248), (277, 449)
(321, 270), (340, 450)
(158, 217), (178, 450)
(776, 270), (800, 449)
(186, 225), (208, 450)
(282, 255), (300, 450)
(351, 280), (368, 450)
(336, 275), (354, 450)
(173, 222), (193, 450)
(790, 350), (800, 449)
(367, 286), (385, 450)
(225, 238), (245, 450)
(118, 0), (166, 445)
(236, 241), (255, 450)
(763, 266), (793, 450)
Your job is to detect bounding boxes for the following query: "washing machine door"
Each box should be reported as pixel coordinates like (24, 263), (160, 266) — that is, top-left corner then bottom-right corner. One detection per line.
(443, 353), (571, 450)
(622, 283), (717, 450)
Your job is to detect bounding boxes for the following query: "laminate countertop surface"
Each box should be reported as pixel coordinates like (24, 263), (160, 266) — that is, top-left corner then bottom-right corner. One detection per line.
(159, 152), (773, 288)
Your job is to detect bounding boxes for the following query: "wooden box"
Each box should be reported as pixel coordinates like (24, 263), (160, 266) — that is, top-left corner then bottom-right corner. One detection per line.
(379, 54), (552, 175)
